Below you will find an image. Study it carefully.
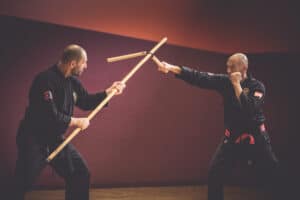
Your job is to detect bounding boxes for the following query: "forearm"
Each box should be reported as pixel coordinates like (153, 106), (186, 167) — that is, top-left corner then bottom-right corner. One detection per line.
(69, 117), (77, 127)
(76, 91), (108, 110)
(169, 65), (182, 74)
(232, 83), (243, 102)
(174, 66), (227, 91)
(45, 102), (71, 128)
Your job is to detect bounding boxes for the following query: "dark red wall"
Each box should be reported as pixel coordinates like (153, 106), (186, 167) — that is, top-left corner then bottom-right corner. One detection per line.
(1, 0), (298, 53)
(0, 15), (297, 189)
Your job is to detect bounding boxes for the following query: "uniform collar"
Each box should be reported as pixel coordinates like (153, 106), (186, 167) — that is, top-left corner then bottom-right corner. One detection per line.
(53, 64), (69, 80)
(241, 76), (252, 87)
(242, 71), (254, 83)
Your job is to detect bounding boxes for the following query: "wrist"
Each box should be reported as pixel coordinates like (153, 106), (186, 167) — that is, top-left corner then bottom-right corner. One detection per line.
(170, 65), (181, 74)
(69, 117), (79, 127)
(232, 82), (241, 87)
(69, 117), (75, 127)
(105, 88), (113, 95)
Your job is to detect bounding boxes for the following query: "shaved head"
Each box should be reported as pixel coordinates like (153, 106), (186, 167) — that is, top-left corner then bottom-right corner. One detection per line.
(229, 53), (248, 67)
(57, 44), (88, 77)
(226, 53), (249, 79)
(60, 44), (86, 64)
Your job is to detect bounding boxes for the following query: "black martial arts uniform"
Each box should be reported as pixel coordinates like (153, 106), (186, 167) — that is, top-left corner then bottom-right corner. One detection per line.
(14, 65), (107, 200)
(176, 66), (279, 200)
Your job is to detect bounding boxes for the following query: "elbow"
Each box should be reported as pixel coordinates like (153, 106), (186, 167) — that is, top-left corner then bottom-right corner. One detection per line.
(81, 105), (94, 111)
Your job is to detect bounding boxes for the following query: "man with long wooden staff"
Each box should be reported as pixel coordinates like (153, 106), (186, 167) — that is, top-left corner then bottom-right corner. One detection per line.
(14, 44), (126, 200)
(14, 36), (167, 200)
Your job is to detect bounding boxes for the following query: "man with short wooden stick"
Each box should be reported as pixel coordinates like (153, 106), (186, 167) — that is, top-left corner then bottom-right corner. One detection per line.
(14, 44), (125, 200)
(152, 53), (281, 200)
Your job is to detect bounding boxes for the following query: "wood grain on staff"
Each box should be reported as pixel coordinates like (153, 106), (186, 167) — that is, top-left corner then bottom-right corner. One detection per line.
(107, 51), (147, 63)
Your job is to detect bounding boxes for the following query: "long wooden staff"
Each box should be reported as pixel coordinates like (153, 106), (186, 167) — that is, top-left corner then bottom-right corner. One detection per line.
(46, 37), (167, 162)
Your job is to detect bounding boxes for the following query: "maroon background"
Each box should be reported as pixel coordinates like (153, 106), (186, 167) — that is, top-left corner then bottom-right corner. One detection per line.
(0, 15), (298, 190)
(0, 0), (299, 53)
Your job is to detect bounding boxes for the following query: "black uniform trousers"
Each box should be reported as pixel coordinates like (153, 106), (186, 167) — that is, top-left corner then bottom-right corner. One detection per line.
(208, 131), (281, 200)
(14, 125), (90, 200)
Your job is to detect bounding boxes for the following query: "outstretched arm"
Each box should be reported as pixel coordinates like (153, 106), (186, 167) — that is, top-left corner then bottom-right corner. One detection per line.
(152, 56), (228, 91)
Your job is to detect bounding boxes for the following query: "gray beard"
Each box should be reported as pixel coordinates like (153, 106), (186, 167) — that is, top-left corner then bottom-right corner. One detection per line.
(71, 68), (80, 77)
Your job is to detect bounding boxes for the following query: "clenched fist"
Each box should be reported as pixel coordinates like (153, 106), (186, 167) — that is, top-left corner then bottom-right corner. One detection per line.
(229, 72), (242, 85)
(70, 117), (90, 130)
(106, 81), (126, 95)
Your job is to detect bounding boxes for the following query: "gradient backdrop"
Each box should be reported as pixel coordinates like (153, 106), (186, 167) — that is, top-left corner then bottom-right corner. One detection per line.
(0, 1), (298, 191)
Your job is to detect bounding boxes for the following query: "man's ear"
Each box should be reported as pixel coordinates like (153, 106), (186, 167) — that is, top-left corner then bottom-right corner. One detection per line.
(70, 60), (76, 69)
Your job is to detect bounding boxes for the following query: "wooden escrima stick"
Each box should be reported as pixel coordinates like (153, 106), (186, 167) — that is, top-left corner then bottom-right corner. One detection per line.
(107, 51), (147, 63)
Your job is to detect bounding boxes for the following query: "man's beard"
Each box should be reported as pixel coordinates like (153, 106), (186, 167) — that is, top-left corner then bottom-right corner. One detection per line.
(71, 67), (83, 77)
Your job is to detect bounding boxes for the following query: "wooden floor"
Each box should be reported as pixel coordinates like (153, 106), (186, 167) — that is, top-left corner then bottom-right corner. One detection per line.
(25, 185), (272, 200)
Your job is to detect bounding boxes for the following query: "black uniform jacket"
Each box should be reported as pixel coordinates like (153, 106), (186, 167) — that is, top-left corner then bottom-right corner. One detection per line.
(19, 65), (107, 144)
(176, 66), (266, 140)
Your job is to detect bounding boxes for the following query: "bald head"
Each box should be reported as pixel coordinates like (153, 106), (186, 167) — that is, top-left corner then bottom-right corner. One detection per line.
(226, 53), (248, 78)
(57, 44), (88, 77)
(59, 44), (87, 64)
(229, 53), (248, 68)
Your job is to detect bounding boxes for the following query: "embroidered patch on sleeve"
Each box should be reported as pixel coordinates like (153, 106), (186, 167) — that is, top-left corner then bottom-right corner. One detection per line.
(254, 91), (263, 98)
(43, 90), (53, 101)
